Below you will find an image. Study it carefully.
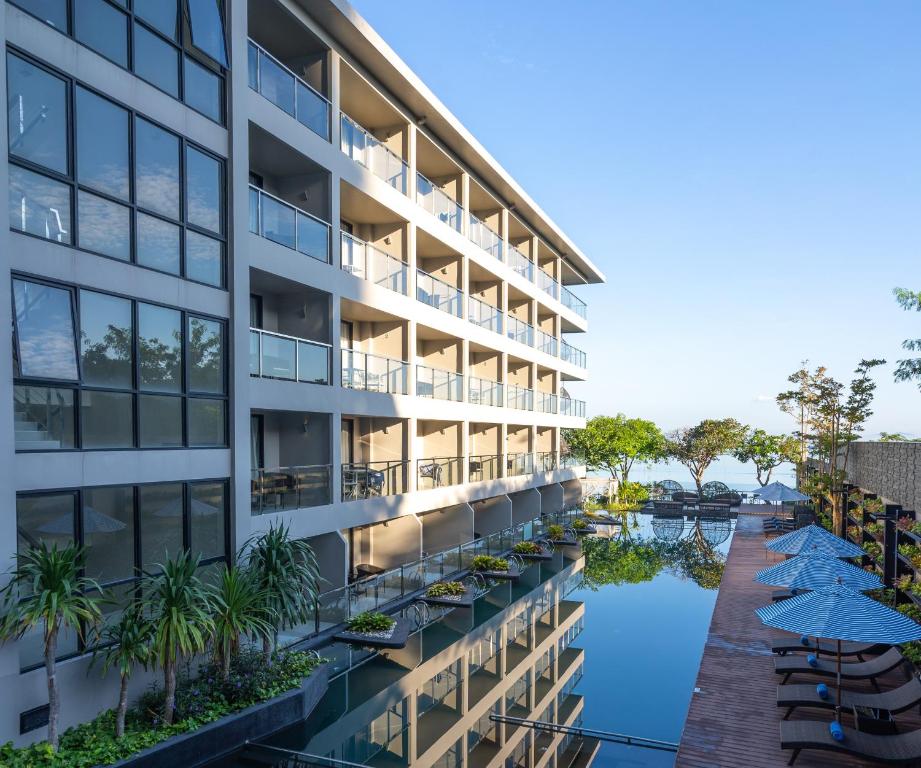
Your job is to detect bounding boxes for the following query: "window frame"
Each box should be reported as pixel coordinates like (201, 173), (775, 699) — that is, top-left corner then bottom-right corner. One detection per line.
(6, 46), (227, 290)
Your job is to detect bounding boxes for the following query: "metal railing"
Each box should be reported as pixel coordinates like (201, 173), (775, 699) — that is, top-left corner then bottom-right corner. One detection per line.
(416, 172), (462, 232)
(249, 185), (330, 263)
(417, 456), (463, 489)
(561, 285), (587, 319)
(489, 716), (679, 754)
(468, 376), (503, 407)
(560, 340), (587, 368)
(535, 328), (558, 357)
(341, 460), (408, 500)
(341, 349), (408, 395)
(468, 296), (503, 333)
(249, 328), (331, 385)
(251, 464), (331, 515)
(416, 269), (462, 317)
(559, 398), (586, 418)
(506, 315), (534, 347)
(416, 364), (463, 401)
(340, 113), (407, 193)
(507, 453), (534, 476)
(507, 243), (534, 282)
(247, 40), (330, 140)
(468, 454), (501, 482)
(468, 213), (502, 259)
(340, 231), (408, 295)
(506, 383), (534, 411)
(538, 268), (560, 300)
(536, 451), (558, 472)
(536, 391), (558, 414)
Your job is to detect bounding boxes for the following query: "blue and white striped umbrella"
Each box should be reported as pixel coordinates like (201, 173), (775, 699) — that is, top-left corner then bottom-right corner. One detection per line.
(756, 583), (921, 644)
(765, 524), (864, 558)
(754, 553), (882, 592)
(753, 481), (810, 503)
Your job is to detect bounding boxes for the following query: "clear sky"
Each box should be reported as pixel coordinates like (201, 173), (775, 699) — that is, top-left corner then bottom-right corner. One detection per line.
(353, 0), (921, 438)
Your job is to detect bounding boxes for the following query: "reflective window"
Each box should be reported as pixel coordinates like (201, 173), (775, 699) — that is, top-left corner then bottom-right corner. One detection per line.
(16, 492), (76, 553)
(13, 279), (78, 380)
(10, 0), (68, 30)
(188, 316), (224, 393)
(135, 0), (177, 39)
(9, 165), (72, 243)
(185, 230), (222, 287)
(139, 394), (183, 447)
(79, 291), (132, 388)
(76, 88), (130, 200)
(134, 23), (180, 99)
(6, 54), (68, 174)
(183, 57), (223, 123)
(83, 486), (135, 582)
(77, 191), (131, 261)
(74, 0), (128, 67)
(188, 398), (225, 446)
(185, 147), (222, 234)
(135, 118), (180, 218)
(80, 390), (134, 448)
(189, 481), (225, 559)
(186, 0), (228, 67)
(138, 303), (182, 392)
(14, 385), (76, 450)
(139, 483), (184, 570)
(136, 214), (181, 274)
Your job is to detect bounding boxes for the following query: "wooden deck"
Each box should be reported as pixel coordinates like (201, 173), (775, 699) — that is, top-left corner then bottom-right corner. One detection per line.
(676, 512), (921, 768)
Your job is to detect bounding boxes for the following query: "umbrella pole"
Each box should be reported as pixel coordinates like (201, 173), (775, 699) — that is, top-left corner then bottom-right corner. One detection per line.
(836, 638), (842, 723)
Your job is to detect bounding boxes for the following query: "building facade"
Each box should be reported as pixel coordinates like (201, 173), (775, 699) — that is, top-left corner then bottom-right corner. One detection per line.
(0, 0), (603, 745)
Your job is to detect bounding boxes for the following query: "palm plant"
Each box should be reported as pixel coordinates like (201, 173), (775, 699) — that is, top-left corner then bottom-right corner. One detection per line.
(0, 543), (102, 750)
(210, 564), (273, 680)
(92, 605), (152, 738)
(243, 523), (320, 664)
(141, 551), (213, 725)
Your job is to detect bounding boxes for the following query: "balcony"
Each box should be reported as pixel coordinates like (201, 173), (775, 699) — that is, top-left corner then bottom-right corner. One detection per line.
(417, 269), (462, 317)
(416, 365), (463, 401)
(340, 112), (407, 193)
(561, 285), (587, 320)
(506, 384), (534, 411)
(536, 392), (558, 414)
(247, 40), (330, 141)
(340, 231), (408, 295)
(468, 213), (502, 260)
(469, 454), (501, 482)
(341, 460), (408, 500)
(468, 376), (503, 407)
(538, 269), (560, 300)
(507, 453), (534, 477)
(560, 340), (587, 368)
(417, 456), (463, 489)
(559, 398), (586, 418)
(249, 328), (331, 385)
(417, 172), (462, 232)
(251, 464), (331, 514)
(507, 243), (535, 282)
(535, 329), (557, 357)
(341, 350), (408, 395)
(536, 451), (558, 472)
(506, 315), (534, 348)
(249, 185), (330, 263)
(468, 296), (502, 334)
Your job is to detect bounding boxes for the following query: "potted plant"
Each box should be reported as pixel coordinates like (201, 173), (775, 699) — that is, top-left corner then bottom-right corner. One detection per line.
(425, 581), (467, 600)
(470, 555), (510, 574)
(547, 524), (566, 540)
(345, 611), (396, 637)
(513, 541), (543, 555)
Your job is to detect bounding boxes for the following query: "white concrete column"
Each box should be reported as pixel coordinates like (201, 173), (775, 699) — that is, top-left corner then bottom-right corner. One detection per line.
(408, 123), (418, 200)
(461, 172), (471, 236)
(329, 50), (342, 148)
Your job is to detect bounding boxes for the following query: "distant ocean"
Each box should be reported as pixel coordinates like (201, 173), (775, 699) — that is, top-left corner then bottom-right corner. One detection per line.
(585, 456), (796, 493)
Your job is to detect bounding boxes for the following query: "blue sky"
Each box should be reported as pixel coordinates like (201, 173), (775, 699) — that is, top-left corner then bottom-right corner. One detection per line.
(354, 0), (921, 438)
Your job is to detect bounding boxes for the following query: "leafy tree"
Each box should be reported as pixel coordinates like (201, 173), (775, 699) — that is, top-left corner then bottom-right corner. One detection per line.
(665, 418), (747, 495)
(0, 543), (102, 750)
(733, 429), (798, 486)
(880, 432), (921, 442)
(92, 605), (153, 738)
(210, 564), (273, 680)
(142, 551), (213, 725)
(563, 414), (665, 490)
(893, 287), (921, 389)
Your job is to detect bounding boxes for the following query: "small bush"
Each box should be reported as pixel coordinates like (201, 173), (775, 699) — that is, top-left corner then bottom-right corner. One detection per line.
(470, 555), (509, 573)
(571, 519), (588, 530)
(513, 541), (543, 555)
(426, 581), (466, 598)
(346, 611), (395, 634)
(547, 524), (566, 540)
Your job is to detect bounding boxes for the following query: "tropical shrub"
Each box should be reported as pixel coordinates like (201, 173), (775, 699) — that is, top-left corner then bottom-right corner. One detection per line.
(512, 541), (543, 555)
(426, 582), (466, 598)
(571, 519), (588, 530)
(346, 611), (395, 634)
(470, 555), (509, 573)
(209, 564), (272, 680)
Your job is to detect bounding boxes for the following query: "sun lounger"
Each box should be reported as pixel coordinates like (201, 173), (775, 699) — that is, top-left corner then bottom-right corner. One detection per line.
(780, 719), (921, 765)
(775, 647), (907, 687)
(771, 637), (888, 659)
(777, 675), (921, 720)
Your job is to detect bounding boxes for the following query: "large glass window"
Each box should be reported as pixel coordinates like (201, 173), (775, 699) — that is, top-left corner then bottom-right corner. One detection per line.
(10, 0), (68, 30)
(189, 481), (225, 560)
(186, 230), (222, 287)
(136, 213), (181, 274)
(6, 53), (68, 174)
(9, 164), (72, 243)
(76, 88), (130, 200)
(186, 0), (228, 67)
(188, 398), (225, 446)
(135, 0), (177, 39)
(139, 394), (183, 447)
(183, 56), (223, 123)
(80, 390), (134, 448)
(133, 23), (180, 98)
(139, 482), (183, 570)
(14, 385), (76, 450)
(73, 0), (128, 67)
(138, 304), (182, 392)
(77, 191), (131, 261)
(17, 492), (76, 551)
(135, 119), (180, 219)
(79, 290), (132, 387)
(188, 316), (224, 393)
(13, 279), (78, 380)
(185, 146), (222, 234)
(82, 486), (135, 583)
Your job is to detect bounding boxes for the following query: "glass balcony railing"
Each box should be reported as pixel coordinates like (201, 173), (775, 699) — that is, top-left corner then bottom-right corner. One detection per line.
(506, 315), (534, 347)
(251, 464), (331, 515)
(507, 243), (534, 282)
(559, 397), (587, 418)
(468, 454), (501, 482)
(536, 451), (558, 472)
(342, 460), (408, 501)
(249, 328), (330, 384)
(341, 349), (408, 395)
(247, 40), (330, 141)
(468, 296), (503, 333)
(468, 213), (502, 260)
(340, 112), (407, 193)
(340, 231), (408, 295)
(468, 376), (503, 407)
(536, 391), (558, 414)
(538, 269), (560, 300)
(560, 340), (587, 368)
(506, 383), (534, 411)
(416, 365), (463, 401)
(249, 185), (330, 263)
(561, 285), (587, 320)
(535, 329), (558, 357)
(416, 173), (462, 232)
(507, 453), (534, 477)
(417, 456), (463, 489)
(416, 269), (462, 317)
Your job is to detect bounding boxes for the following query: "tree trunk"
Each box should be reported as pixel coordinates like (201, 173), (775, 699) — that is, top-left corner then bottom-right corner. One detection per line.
(45, 617), (59, 750)
(222, 646), (231, 681)
(163, 656), (177, 725)
(116, 674), (129, 738)
(262, 633), (273, 666)
(693, 469), (704, 497)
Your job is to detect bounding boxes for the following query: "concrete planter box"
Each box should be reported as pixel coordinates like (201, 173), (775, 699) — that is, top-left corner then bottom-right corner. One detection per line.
(103, 664), (328, 768)
(334, 616), (412, 649)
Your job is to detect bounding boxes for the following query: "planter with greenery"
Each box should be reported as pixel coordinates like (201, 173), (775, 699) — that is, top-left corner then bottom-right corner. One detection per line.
(334, 611), (409, 649)
(570, 519), (596, 535)
(545, 524), (578, 545)
(421, 581), (476, 607)
(470, 555), (509, 573)
(863, 541), (882, 563)
(512, 541), (552, 560)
